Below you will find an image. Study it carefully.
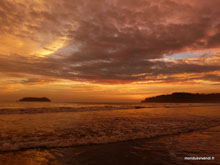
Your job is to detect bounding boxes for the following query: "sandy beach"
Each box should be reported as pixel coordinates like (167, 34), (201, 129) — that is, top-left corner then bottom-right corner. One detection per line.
(0, 126), (219, 165)
(2, 0), (220, 164)
(0, 103), (219, 165)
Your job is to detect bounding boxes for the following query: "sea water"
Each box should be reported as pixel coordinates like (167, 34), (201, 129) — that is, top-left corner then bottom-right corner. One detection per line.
(0, 102), (219, 153)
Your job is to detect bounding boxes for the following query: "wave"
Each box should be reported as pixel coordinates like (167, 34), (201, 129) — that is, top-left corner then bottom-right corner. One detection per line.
(0, 114), (219, 152)
(0, 106), (146, 115)
(0, 103), (219, 115)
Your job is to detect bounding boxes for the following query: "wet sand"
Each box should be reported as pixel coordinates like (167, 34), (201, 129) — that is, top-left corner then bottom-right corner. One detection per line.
(0, 126), (219, 165)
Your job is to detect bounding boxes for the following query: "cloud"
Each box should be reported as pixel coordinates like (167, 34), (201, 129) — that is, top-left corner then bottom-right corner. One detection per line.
(1, 0), (220, 84)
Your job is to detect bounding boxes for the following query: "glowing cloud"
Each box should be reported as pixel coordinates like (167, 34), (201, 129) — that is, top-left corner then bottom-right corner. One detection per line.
(1, 0), (220, 101)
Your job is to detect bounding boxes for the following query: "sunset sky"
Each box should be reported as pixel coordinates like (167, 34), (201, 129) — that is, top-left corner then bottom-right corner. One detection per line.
(1, 0), (220, 102)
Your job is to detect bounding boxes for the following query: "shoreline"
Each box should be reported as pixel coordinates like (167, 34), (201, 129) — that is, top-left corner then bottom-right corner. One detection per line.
(0, 125), (219, 164)
(0, 124), (219, 154)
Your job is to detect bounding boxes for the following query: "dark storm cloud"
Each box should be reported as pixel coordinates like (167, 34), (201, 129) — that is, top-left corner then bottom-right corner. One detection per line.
(1, 54), (220, 84)
(1, 0), (220, 84)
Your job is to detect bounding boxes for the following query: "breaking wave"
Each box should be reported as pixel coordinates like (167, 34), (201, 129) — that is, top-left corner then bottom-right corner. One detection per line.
(0, 103), (220, 152)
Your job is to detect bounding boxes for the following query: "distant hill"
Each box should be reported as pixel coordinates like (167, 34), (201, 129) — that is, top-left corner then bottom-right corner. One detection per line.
(142, 92), (220, 103)
(19, 97), (51, 102)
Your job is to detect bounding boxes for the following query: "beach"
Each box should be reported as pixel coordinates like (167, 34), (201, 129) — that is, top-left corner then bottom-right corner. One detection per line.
(0, 103), (219, 164)
(0, 126), (219, 165)
(2, 0), (220, 164)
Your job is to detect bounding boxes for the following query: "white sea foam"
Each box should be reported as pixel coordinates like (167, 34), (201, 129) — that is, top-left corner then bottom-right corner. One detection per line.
(0, 104), (219, 152)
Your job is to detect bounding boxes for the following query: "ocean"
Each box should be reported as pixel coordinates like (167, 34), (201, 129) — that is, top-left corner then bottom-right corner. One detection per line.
(0, 102), (219, 164)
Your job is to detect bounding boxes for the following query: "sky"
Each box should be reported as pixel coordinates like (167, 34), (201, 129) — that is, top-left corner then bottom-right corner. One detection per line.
(1, 0), (220, 102)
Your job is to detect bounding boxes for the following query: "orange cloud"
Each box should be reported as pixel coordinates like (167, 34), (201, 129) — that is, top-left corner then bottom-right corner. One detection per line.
(1, 0), (220, 101)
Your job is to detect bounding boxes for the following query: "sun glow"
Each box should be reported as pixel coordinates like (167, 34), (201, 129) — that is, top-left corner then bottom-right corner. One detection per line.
(36, 36), (69, 57)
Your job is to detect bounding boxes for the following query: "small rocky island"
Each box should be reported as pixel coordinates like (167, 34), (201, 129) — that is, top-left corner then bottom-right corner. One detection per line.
(142, 92), (220, 103)
(19, 97), (51, 102)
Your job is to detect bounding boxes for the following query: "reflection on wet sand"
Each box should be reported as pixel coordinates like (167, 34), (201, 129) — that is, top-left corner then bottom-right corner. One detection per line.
(1, 126), (219, 165)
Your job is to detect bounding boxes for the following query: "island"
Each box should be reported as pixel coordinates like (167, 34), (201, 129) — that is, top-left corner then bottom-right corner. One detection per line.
(19, 97), (51, 102)
(142, 92), (220, 103)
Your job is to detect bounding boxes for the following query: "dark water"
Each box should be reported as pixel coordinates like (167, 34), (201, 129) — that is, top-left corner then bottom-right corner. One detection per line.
(0, 126), (219, 165)
(0, 102), (219, 164)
